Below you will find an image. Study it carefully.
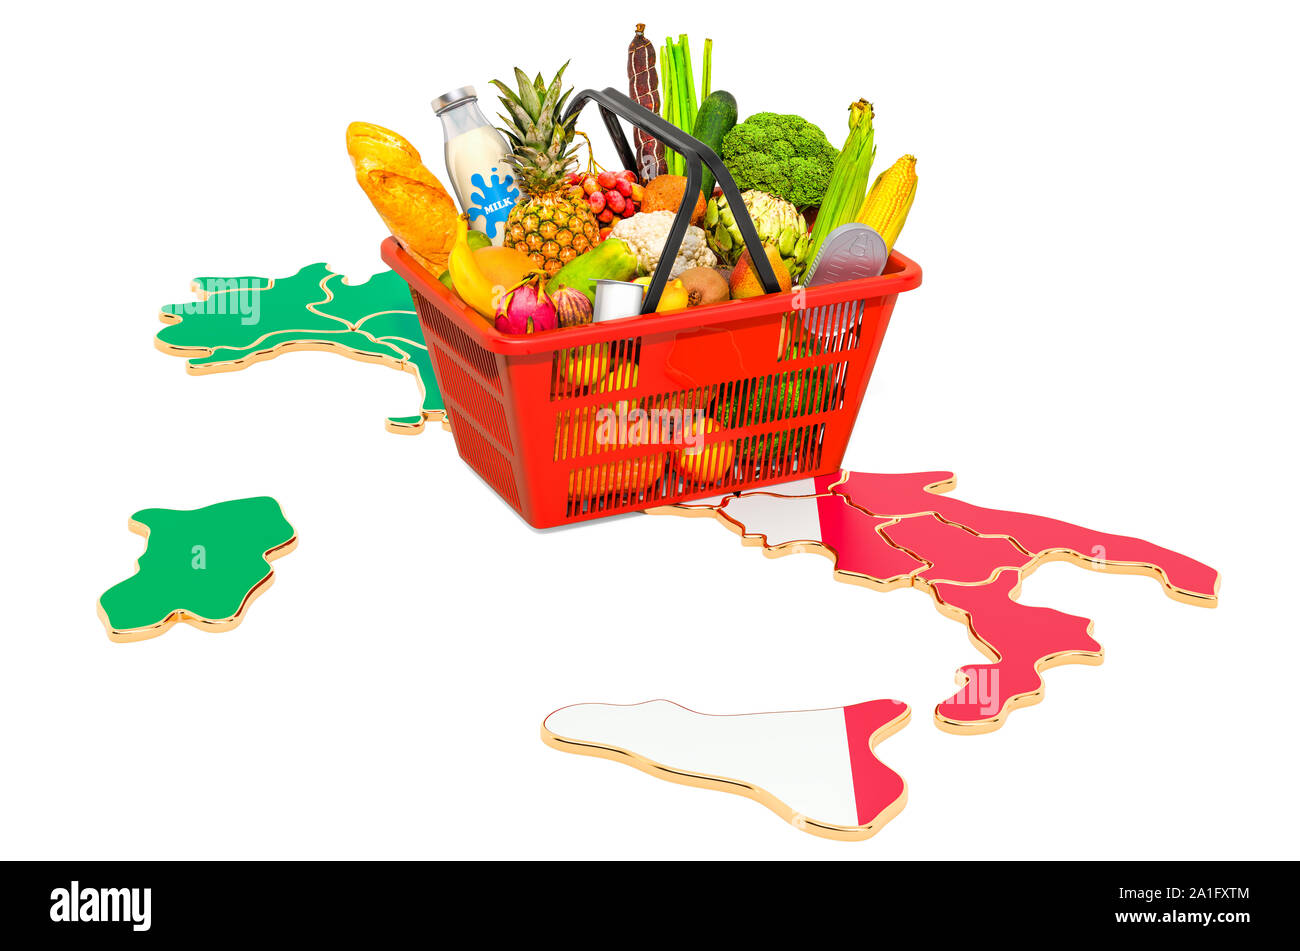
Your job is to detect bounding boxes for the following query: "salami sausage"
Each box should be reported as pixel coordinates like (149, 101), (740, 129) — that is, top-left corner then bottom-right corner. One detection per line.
(627, 24), (667, 180)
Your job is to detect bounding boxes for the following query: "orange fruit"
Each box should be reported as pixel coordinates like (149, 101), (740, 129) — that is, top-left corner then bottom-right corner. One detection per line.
(678, 417), (735, 484)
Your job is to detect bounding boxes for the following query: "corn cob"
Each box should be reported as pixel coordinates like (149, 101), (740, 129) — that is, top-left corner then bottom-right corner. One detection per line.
(857, 154), (917, 253)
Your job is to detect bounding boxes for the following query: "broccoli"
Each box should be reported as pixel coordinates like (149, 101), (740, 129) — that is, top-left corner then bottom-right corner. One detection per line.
(720, 113), (839, 208)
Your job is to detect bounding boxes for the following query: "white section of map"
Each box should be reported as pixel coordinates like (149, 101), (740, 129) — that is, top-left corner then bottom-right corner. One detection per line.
(719, 492), (823, 547)
(545, 699), (857, 827)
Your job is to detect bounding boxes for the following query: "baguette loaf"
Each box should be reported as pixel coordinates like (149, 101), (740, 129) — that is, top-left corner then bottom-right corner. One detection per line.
(346, 122), (457, 271)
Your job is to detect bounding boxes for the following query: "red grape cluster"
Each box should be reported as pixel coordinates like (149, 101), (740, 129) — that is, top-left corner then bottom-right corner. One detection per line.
(565, 169), (644, 241)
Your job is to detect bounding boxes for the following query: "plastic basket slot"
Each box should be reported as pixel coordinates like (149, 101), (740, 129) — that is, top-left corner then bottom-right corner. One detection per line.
(759, 372), (782, 425)
(549, 337), (642, 400)
(414, 295), (502, 392)
(648, 386), (708, 440)
(553, 405), (607, 461)
(738, 420), (826, 479)
(714, 366), (842, 431)
(431, 348), (513, 453)
(828, 359), (851, 412)
(671, 433), (744, 496)
(455, 418), (522, 513)
(565, 448), (672, 517)
(779, 422), (821, 477)
(780, 299), (867, 360)
(833, 300), (864, 353)
(820, 363), (841, 413)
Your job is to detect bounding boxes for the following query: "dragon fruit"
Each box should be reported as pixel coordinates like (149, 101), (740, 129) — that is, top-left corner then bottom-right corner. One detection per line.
(494, 272), (557, 334)
(553, 285), (593, 328)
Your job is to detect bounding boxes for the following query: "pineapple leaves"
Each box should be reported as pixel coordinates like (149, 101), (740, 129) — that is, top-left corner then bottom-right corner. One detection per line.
(513, 67), (541, 120)
(496, 116), (524, 150)
(490, 81), (532, 131)
(555, 87), (572, 120)
(538, 62), (568, 154)
(491, 62), (581, 191)
(546, 60), (569, 95)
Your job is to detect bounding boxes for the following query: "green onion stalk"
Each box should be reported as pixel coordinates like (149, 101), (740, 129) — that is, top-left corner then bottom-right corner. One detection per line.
(806, 99), (876, 264)
(679, 35), (697, 135)
(660, 42), (678, 175)
(701, 39), (712, 100)
(657, 34), (707, 177)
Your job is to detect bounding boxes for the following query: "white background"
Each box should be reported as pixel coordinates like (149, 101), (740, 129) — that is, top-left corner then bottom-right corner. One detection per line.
(2, 0), (1297, 859)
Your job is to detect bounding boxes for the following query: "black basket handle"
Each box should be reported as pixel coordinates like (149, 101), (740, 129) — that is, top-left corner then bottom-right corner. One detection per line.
(561, 87), (783, 313)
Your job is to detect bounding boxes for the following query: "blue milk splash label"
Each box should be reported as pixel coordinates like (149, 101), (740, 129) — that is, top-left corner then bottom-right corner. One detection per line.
(467, 168), (519, 240)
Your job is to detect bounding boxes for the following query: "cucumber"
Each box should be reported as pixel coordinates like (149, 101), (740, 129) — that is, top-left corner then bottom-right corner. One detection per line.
(545, 238), (639, 305)
(692, 91), (738, 200)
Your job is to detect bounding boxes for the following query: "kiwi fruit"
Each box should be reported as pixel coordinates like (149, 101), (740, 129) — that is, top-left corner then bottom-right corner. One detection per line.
(678, 267), (730, 307)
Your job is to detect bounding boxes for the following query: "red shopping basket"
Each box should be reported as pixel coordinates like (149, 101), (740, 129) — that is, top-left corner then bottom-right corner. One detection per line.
(382, 88), (922, 528)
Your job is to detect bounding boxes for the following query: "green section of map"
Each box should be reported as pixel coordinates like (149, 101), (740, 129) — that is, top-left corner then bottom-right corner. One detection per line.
(156, 264), (444, 434)
(98, 497), (298, 641)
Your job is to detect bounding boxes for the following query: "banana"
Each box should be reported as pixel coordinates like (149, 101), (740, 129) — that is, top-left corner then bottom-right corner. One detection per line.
(447, 214), (500, 318)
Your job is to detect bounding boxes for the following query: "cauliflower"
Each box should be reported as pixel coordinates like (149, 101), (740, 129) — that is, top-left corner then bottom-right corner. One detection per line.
(610, 211), (717, 279)
(720, 113), (839, 208)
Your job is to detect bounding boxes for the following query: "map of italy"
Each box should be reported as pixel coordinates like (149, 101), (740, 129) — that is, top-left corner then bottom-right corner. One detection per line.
(157, 264), (445, 434)
(152, 264), (1221, 735)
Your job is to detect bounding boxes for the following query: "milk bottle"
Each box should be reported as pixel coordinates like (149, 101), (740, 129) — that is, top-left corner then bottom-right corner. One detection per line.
(432, 87), (519, 246)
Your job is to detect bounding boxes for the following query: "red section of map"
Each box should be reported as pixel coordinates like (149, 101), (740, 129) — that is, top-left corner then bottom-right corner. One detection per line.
(834, 470), (1219, 602)
(813, 495), (927, 586)
(931, 571), (1102, 728)
(842, 700), (909, 827)
(880, 514), (1031, 585)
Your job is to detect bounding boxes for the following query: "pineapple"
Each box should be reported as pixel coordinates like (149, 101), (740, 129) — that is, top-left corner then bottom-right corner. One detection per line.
(492, 63), (600, 276)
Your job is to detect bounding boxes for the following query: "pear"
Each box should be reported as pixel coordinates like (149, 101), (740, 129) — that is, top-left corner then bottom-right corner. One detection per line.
(729, 245), (792, 299)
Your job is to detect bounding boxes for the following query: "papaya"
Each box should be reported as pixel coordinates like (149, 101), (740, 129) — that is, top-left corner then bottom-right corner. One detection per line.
(546, 238), (639, 305)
